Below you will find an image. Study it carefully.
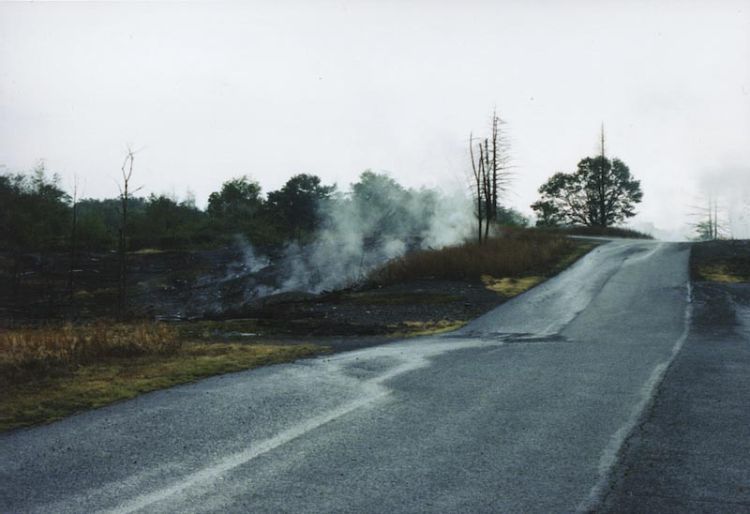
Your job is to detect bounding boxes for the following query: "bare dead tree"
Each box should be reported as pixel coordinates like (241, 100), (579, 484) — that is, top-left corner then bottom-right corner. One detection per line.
(116, 147), (142, 320)
(469, 112), (512, 243)
(689, 193), (727, 240)
(469, 134), (495, 243)
(67, 175), (79, 310)
(469, 133), (484, 243)
(481, 138), (492, 240)
(489, 110), (511, 221)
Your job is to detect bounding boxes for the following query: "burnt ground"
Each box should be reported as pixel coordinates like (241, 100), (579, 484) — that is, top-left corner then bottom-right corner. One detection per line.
(0, 237), (599, 356)
(0, 246), (515, 350)
(0, 246), (268, 322)
(182, 279), (508, 352)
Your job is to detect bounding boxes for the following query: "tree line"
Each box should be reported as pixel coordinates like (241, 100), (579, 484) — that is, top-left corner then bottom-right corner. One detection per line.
(1, 161), (340, 318)
(1, 164), (338, 255)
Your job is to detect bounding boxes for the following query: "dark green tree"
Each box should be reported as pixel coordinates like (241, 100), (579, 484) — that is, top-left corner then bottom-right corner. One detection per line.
(132, 194), (206, 249)
(531, 155), (642, 227)
(208, 176), (263, 226)
(495, 206), (529, 228)
(265, 174), (335, 241)
(76, 197), (146, 250)
(351, 171), (412, 237)
(0, 164), (70, 305)
(206, 175), (273, 244)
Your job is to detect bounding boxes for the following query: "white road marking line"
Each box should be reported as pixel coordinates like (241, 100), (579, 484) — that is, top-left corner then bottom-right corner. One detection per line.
(576, 281), (693, 513)
(108, 340), (502, 513)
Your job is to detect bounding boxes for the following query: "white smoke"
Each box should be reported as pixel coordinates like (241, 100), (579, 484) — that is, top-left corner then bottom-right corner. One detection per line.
(236, 236), (270, 273)
(254, 173), (475, 295)
(695, 166), (750, 239)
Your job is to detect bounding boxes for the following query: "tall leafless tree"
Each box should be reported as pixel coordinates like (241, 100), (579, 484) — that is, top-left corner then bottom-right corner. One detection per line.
(489, 111), (511, 220)
(67, 175), (79, 310)
(690, 193), (726, 240)
(116, 147), (141, 319)
(481, 139), (492, 240)
(469, 111), (511, 243)
(469, 133), (483, 243)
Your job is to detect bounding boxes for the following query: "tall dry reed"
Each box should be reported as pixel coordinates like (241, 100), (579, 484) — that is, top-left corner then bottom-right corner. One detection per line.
(370, 232), (575, 284)
(0, 322), (179, 384)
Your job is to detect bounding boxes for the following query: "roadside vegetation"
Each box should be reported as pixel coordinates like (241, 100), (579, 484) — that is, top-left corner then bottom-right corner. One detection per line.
(370, 230), (590, 285)
(0, 323), (324, 431)
(537, 225), (653, 240)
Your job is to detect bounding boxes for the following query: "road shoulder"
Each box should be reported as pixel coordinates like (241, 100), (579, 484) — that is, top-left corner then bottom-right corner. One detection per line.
(600, 280), (750, 512)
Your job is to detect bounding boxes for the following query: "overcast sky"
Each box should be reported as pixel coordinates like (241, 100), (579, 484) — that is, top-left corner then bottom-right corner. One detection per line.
(1, 0), (749, 237)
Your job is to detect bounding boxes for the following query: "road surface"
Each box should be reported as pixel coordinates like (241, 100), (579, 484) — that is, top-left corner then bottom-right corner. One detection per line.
(2, 239), (748, 512)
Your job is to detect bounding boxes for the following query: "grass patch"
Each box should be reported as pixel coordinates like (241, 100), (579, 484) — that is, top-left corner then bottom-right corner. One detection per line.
(368, 231), (597, 298)
(389, 319), (467, 337)
(540, 225), (653, 239)
(691, 240), (750, 283)
(482, 275), (544, 296)
(697, 264), (750, 283)
(176, 319), (264, 340)
(0, 322), (180, 384)
(0, 323), (326, 431)
(478, 241), (593, 298)
(130, 248), (166, 255)
(369, 231), (579, 285)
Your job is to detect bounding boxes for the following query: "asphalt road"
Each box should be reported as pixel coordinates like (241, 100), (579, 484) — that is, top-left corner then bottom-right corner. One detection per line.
(2, 239), (744, 513)
(600, 279), (750, 512)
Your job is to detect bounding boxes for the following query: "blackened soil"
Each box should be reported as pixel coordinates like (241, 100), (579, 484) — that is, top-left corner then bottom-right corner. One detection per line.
(0, 246), (509, 342)
(690, 239), (750, 282)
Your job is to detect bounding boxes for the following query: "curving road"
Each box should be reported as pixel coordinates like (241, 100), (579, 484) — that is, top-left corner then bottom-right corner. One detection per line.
(2, 239), (729, 512)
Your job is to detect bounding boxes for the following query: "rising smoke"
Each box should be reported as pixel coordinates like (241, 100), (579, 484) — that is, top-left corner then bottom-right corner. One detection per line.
(695, 166), (750, 239)
(241, 172), (474, 296)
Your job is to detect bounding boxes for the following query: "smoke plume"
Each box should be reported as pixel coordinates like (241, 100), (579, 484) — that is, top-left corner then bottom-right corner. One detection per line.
(252, 173), (474, 296)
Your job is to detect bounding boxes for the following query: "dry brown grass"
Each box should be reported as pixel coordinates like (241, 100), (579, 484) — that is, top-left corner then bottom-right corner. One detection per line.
(544, 225), (653, 239)
(0, 322), (180, 385)
(0, 322), (326, 431)
(1, 341), (324, 431)
(370, 232), (577, 285)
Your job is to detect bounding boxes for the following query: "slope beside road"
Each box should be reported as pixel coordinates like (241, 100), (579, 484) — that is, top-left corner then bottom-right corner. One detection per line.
(0, 239), (714, 512)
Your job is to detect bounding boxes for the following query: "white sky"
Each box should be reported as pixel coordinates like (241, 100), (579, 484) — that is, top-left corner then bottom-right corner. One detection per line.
(1, 0), (749, 237)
